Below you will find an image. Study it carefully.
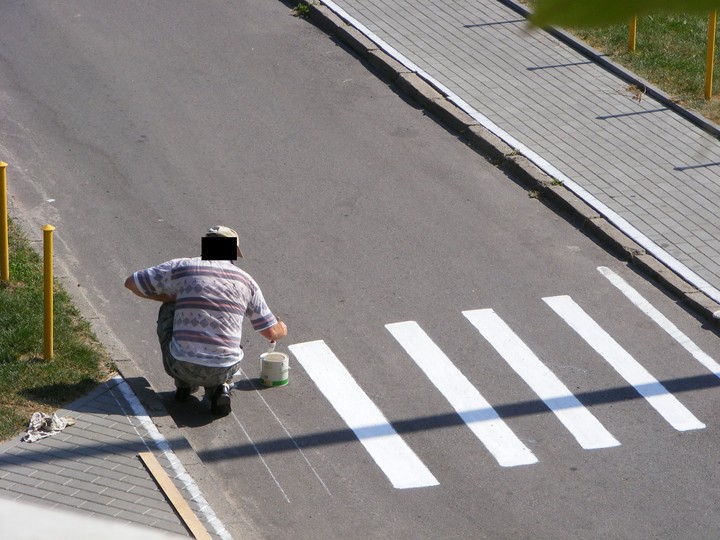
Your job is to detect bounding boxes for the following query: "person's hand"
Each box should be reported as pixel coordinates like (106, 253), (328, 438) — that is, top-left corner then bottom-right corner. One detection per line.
(260, 319), (288, 341)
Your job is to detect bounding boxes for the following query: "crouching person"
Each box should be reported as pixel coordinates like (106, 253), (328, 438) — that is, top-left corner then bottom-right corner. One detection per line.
(124, 226), (287, 416)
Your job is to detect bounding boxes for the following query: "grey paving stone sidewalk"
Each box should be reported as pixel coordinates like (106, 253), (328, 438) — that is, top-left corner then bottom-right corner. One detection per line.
(323, 0), (720, 307)
(0, 376), (231, 539)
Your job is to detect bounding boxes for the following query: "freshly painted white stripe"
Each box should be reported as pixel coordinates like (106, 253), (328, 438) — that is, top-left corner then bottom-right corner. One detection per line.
(386, 321), (538, 467)
(544, 296), (705, 431)
(598, 266), (720, 377)
(289, 340), (439, 489)
(463, 310), (620, 450)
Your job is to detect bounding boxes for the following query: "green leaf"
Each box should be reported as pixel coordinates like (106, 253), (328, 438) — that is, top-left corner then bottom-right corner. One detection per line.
(530, 0), (720, 29)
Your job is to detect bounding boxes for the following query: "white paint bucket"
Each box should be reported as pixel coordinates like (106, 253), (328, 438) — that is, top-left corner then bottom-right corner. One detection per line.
(260, 350), (289, 387)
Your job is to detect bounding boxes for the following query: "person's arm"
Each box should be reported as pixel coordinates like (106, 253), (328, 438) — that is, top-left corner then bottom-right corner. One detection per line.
(259, 320), (288, 341)
(124, 275), (176, 303)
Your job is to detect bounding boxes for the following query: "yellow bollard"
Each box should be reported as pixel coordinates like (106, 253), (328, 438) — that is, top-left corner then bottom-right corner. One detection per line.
(629, 16), (637, 52)
(0, 162), (8, 282)
(43, 224), (55, 361)
(706, 10), (717, 100)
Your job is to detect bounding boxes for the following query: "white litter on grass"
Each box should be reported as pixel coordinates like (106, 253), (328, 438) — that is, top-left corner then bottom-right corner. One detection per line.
(21, 412), (75, 443)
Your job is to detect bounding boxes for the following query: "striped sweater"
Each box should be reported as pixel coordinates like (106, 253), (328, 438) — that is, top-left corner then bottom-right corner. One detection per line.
(133, 258), (277, 367)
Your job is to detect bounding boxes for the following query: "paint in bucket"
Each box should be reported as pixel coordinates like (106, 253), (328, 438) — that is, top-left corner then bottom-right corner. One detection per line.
(260, 348), (289, 387)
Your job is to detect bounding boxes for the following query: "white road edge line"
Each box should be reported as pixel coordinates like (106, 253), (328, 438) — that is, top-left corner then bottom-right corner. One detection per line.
(463, 310), (620, 450)
(598, 266), (720, 377)
(543, 296), (705, 432)
(289, 340), (439, 489)
(386, 321), (538, 466)
(111, 376), (234, 539)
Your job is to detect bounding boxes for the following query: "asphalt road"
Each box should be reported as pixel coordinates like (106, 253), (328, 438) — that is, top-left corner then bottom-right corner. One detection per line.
(2, 1), (720, 539)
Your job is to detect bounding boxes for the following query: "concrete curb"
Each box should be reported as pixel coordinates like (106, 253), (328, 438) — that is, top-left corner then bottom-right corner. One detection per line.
(295, 1), (720, 324)
(112, 356), (250, 539)
(2, 207), (246, 539)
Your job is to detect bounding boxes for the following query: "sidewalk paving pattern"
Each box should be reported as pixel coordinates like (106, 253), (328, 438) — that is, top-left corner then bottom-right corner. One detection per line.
(3, 0), (720, 537)
(322, 0), (720, 310)
(0, 377), (231, 540)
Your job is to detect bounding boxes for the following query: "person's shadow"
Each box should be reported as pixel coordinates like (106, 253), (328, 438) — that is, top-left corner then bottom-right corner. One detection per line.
(233, 377), (270, 392)
(163, 376), (271, 427)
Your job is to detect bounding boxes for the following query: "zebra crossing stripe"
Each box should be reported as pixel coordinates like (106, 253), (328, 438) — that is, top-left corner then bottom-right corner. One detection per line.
(386, 321), (538, 467)
(544, 295), (705, 432)
(463, 309), (621, 450)
(288, 340), (439, 490)
(598, 266), (720, 378)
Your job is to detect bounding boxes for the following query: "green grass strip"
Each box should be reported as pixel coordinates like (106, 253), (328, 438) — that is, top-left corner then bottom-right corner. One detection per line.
(521, 2), (720, 123)
(574, 13), (720, 122)
(0, 219), (115, 441)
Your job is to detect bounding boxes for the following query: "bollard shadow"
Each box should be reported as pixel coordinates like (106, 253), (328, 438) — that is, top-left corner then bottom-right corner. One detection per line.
(527, 60), (594, 71)
(674, 161), (720, 171)
(463, 19), (525, 28)
(18, 377), (104, 410)
(596, 108), (668, 120)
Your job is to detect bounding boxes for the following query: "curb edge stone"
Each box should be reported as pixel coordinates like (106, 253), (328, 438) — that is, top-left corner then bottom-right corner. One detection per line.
(297, 0), (720, 323)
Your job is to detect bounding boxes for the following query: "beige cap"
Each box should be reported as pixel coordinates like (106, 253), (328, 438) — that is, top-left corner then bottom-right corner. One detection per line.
(205, 225), (243, 258)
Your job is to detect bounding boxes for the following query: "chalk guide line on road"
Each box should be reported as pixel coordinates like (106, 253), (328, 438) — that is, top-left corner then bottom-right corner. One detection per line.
(283, 268), (711, 488)
(236, 367), (333, 498)
(230, 408), (291, 503)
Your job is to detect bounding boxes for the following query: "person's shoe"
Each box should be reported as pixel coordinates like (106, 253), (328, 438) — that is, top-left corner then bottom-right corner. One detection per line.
(174, 386), (199, 402)
(210, 384), (231, 416)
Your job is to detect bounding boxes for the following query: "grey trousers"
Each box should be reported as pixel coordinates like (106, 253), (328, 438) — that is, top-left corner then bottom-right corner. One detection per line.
(157, 302), (240, 391)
